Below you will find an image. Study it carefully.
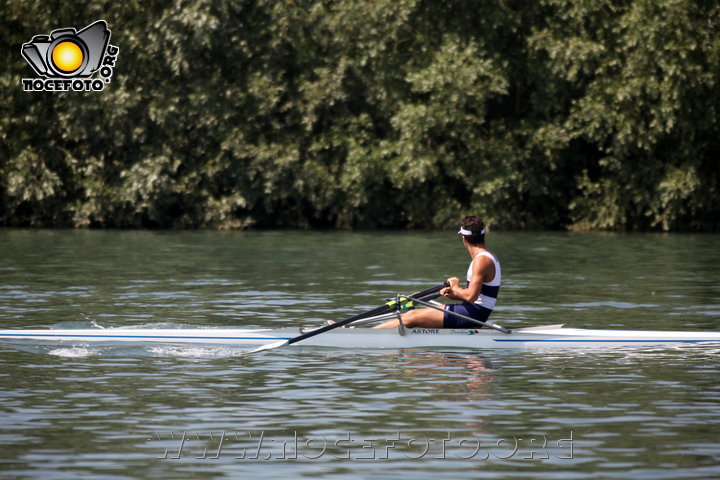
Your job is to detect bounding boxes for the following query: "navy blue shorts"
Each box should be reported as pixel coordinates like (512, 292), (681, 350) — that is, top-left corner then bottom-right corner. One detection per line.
(443, 303), (492, 329)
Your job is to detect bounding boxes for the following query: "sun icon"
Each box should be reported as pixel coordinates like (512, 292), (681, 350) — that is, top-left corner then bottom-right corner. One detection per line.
(51, 41), (84, 73)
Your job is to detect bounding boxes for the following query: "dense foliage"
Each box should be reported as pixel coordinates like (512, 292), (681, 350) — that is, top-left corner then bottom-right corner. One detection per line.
(2, 0), (719, 230)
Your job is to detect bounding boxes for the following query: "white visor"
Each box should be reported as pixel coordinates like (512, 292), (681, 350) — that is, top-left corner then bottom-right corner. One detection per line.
(458, 227), (485, 236)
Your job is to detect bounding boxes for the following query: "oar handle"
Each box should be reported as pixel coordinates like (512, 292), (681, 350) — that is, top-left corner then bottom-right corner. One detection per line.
(411, 282), (450, 300)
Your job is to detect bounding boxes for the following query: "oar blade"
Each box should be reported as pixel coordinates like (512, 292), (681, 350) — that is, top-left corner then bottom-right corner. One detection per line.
(242, 339), (289, 355)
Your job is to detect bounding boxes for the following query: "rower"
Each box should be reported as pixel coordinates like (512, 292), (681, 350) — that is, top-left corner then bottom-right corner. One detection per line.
(373, 216), (500, 329)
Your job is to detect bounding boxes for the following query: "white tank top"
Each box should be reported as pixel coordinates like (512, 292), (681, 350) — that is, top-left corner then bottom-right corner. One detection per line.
(466, 251), (501, 309)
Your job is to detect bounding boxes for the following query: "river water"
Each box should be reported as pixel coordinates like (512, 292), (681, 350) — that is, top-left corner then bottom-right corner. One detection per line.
(0, 229), (719, 479)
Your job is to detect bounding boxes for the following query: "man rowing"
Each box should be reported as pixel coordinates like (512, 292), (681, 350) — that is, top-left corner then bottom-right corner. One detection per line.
(373, 216), (501, 329)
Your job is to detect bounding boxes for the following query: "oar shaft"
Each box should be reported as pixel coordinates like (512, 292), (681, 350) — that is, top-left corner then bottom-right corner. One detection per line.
(287, 283), (447, 346)
(348, 290), (445, 327)
(408, 296), (512, 334)
(244, 283), (449, 354)
(287, 304), (387, 345)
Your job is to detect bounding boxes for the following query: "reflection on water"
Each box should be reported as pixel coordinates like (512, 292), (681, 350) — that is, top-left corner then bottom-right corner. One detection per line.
(388, 351), (497, 436)
(386, 351), (495, 398)
(0, 230), (719, 479)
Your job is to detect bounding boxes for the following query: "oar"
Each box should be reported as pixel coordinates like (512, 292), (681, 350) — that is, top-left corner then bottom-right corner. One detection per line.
(244, 283), (448, 354)
(407, 295), (512, 334)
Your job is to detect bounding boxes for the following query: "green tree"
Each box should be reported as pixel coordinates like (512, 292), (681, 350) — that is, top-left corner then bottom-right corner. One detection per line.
(1, 0), (718, 230)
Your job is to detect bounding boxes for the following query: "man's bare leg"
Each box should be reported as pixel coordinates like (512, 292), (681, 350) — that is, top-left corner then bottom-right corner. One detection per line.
(372, 307), (445, 329)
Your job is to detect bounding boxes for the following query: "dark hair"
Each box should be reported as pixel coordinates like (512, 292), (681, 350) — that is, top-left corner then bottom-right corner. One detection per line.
(460, 216), (486, 245)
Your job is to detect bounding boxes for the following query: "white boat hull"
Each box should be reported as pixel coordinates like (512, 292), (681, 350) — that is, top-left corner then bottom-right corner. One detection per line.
(2, 325), (720, 349)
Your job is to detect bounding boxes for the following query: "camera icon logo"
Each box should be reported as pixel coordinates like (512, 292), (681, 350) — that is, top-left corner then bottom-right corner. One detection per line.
(21, 20), (119, 92)
(22, 20), (110, 77)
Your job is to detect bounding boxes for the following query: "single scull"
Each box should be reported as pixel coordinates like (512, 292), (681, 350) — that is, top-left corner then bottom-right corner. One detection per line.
(1, 324), (720, 349)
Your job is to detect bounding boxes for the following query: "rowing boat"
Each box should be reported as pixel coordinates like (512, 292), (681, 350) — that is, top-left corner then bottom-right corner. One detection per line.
(2, 324), (720, 349)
